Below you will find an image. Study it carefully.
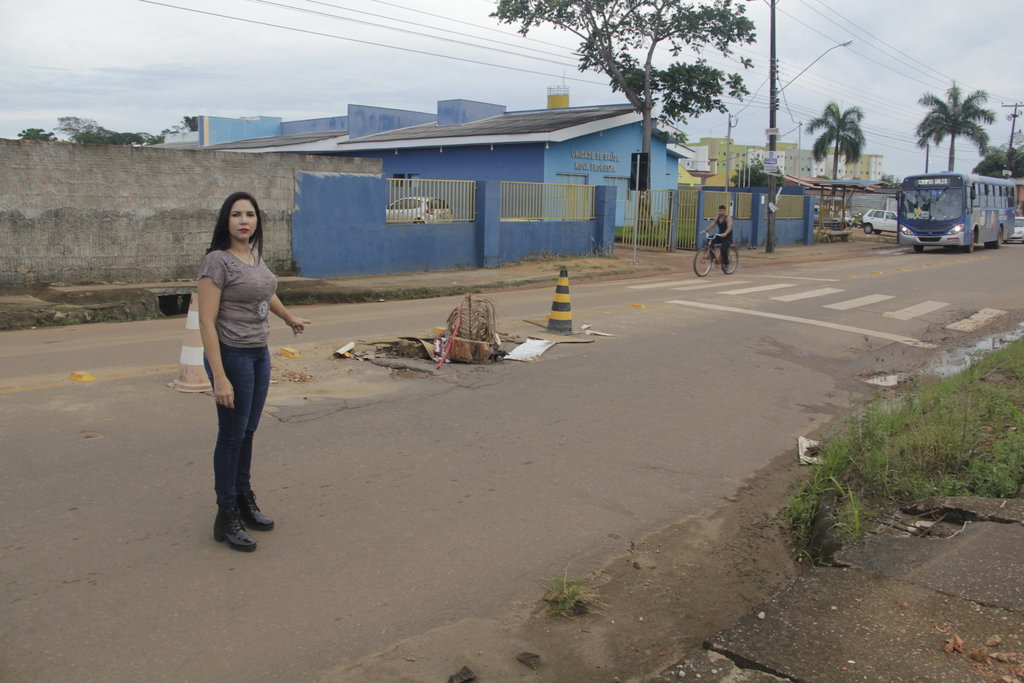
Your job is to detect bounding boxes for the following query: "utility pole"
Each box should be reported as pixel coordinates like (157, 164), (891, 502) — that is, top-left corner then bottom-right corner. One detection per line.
(1003, 103), (1022, 178)
(765, 0), (778, 253)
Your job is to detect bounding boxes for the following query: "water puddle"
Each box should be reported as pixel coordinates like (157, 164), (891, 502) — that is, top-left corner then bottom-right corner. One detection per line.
(925, 322), (1024, 377)
(864, 373), (901, 387)
(863, 322), (1024, 386)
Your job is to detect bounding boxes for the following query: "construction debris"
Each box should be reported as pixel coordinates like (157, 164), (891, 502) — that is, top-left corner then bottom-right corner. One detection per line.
(437, 295), (503, 364)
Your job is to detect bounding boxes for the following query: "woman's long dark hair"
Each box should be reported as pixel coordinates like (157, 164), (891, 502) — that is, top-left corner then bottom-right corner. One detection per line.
(207, 191), (264, 259)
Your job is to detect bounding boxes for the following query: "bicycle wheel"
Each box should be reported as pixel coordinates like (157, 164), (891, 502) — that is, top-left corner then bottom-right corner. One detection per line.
(722, 245), (738, 274)
(693, 245), (714, 277)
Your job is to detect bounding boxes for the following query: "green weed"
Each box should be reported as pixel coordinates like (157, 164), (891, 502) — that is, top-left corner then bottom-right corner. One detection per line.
(785, 339), (1024, 561)
(544, 571), (600, 617)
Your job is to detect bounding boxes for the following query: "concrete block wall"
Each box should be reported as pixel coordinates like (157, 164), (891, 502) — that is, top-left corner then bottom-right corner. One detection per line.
(0, 140), (380, 287)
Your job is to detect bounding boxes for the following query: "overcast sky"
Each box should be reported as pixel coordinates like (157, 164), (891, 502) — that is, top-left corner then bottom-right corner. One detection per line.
(3, 0), (1021, 179)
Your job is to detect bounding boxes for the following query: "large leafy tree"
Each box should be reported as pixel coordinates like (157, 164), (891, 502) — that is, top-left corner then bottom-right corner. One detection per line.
(731, 158), (769, 187)
(805, 102), (865, 180)
(55, 116), (160, 146)
(973, 145), (1024, 179)
(915, 84), (994, 172)
(160, 116), (199, 138)
(492, 0), (756, 188)
(17, 128), (57, 141)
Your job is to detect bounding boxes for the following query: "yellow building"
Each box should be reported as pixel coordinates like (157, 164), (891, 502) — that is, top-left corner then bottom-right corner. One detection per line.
(678, 136), (884, 185)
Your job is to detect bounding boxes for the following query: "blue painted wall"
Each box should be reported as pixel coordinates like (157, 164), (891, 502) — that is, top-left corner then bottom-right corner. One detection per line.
(291, 175), (616, 278)
(347, 105), (437, 139)
(437, 100), (506, 126)
(200, 116), (282, 146)
(281, 116), (348, 135)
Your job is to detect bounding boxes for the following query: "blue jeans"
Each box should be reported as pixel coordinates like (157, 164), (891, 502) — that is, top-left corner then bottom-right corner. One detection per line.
(204, 343), (271, 508)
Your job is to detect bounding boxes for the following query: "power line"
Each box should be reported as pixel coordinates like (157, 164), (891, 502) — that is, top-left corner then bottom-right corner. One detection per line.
(239, 0), (581, 68)
(137, 0), (610, 86)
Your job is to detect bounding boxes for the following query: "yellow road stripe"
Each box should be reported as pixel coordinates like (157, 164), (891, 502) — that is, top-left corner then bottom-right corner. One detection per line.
(0, 365), (179, 395)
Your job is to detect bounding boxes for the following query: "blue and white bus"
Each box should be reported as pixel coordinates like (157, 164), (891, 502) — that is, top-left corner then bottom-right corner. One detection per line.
(897, 173), (1015, 253)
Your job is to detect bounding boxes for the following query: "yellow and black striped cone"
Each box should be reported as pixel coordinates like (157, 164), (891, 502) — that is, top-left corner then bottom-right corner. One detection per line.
(547, 268), (573, 334)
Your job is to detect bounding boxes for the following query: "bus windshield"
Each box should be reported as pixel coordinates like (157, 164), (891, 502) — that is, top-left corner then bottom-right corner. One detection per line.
(899, 187), (964, 222)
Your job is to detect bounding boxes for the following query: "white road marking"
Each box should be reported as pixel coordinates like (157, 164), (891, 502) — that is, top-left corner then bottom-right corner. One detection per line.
(666, 299), (935, 348)
(722, 283), (797, 295)
(824, 294), (894, 310)
(669, 280), (753, 291)
(627, 280), (696, 289)
(884, 300), (949, 320)
(759, 275), (841, 282)
(946, 308), (1006, 331)
(772, 287), (845, 302)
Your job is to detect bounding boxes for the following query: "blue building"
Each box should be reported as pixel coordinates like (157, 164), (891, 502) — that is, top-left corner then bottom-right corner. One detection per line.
(183, 95), (690, 225)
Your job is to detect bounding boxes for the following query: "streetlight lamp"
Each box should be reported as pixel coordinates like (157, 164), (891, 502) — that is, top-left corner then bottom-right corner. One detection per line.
(763, 0), (852, 252)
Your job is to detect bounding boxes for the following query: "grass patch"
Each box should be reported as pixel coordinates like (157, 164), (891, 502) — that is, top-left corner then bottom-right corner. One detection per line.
(544, 571), (601, 617)
(786, 339), (1024, 562)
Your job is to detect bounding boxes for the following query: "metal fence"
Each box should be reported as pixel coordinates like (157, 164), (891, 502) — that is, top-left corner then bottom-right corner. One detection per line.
(703, 191), (731, 218)
(735, 192), (753, 220)
(675, 188), (699, 250)
(777, 194), (804, 219)
(500, 181), (595, 221)
(621, 189), (675, 250)
(386, 178), (476, 223)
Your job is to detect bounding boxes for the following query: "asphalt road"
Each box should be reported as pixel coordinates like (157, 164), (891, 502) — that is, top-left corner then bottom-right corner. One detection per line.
(2, 245), (1023, 682)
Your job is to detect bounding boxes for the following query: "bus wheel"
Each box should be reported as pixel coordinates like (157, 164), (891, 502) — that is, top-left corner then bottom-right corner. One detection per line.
(913, 245), (924, 253)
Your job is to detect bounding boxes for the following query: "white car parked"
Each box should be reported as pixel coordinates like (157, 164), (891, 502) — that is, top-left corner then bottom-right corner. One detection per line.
(385, 196), (454, 223)
(1007, 216), (1024, 243)
(861, 209), (898, 235)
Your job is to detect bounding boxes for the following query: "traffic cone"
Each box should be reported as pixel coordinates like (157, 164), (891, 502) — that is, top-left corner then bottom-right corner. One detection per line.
(169, 292), (212, 392)
(546, 268), (573, 334)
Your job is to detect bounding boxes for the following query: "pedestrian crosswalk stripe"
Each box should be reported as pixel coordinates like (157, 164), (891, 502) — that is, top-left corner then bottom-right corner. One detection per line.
(772, 287), (845, 302)
(669, 280), (753, 292)
(666, 300), (934, 348)
(884, 301), (949, 321)
(824, 294), (894, 310)
(946, 308), (1006, 331)
(627, 280), (694, 289)
(722, 284), (797, 295)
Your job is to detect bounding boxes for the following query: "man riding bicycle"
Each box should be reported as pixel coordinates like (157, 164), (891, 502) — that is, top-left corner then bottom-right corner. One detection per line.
(702, 204), (733, 269)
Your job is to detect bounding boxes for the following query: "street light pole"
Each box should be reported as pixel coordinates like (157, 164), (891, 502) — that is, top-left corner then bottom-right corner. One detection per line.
(765, 0), (778, 253)
(762, 6), (852, 252)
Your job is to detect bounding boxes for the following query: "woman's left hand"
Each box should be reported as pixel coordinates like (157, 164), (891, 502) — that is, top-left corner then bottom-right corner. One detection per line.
(288, 317), (311, 336)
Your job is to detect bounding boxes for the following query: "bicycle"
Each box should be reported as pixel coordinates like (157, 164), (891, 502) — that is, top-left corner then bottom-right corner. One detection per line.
(693, 235), (738, 277)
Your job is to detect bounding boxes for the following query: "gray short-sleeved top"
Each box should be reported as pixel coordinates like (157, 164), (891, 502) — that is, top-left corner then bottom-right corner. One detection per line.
(198, 250), (277, 347)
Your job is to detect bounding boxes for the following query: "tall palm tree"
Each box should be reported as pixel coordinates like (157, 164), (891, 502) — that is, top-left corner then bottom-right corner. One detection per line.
(806, 102), (866, 179)
(916, 83), (994, 172)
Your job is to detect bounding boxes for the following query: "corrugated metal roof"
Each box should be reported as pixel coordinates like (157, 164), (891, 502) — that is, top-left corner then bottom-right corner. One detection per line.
(203, 130), (348, 150)
(343, 104), (636, 144)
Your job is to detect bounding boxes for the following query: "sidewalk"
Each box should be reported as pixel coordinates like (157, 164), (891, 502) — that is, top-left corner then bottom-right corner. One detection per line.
(0, 239), (888, 330)
(654, 497), (1024, 682)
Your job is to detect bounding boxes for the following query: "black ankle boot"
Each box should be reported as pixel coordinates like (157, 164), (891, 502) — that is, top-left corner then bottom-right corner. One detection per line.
(237, 491), (275, 531)
(213, 505), (257, 551)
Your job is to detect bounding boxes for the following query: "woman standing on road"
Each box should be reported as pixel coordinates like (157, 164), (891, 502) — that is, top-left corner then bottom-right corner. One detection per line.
(197, 191), (310, 552)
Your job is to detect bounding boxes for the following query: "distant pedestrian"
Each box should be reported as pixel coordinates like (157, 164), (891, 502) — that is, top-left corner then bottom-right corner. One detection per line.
(197, 191), (310, 552)
(702, 204), (734, 268)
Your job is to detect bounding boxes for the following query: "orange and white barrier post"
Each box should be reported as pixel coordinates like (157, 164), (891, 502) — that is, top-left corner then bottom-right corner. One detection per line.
(168, 292), (212, 393)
